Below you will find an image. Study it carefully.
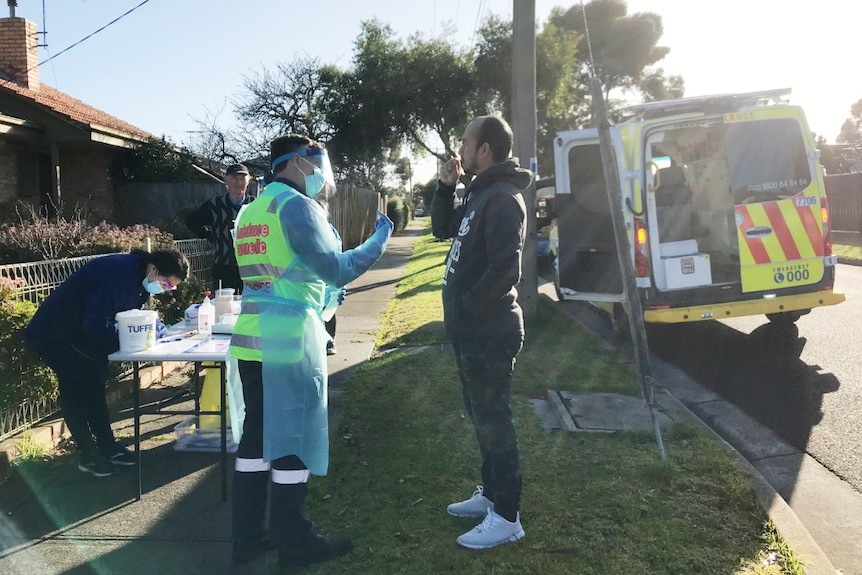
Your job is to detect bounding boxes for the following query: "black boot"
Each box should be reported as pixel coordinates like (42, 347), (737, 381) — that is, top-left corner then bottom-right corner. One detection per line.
(232, 469), (274, 564)
(271, 482), (353, 568)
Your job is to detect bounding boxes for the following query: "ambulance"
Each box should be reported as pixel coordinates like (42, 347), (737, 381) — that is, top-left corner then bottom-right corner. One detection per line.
(551, 88), (845, 329)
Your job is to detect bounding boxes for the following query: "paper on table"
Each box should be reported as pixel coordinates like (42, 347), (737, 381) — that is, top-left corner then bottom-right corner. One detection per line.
(184, 337), (231, 354)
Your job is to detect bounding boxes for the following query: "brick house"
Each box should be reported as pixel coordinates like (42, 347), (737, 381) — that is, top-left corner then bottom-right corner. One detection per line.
(0, 14), (151, 220)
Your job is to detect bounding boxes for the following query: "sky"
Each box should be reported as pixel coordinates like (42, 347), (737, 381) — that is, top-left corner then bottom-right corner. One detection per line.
(6, 0), (862, 182)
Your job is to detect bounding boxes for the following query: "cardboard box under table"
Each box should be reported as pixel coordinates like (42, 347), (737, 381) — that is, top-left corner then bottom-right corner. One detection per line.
(108, 331), (235, 501)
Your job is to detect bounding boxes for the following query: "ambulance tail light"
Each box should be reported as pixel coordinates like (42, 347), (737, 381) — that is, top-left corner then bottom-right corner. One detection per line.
(821, 195), (834, 256)
(634, 217), (651, 277)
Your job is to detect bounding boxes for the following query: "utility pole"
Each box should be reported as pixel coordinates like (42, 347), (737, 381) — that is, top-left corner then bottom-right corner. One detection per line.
(512, 0), (537, 319)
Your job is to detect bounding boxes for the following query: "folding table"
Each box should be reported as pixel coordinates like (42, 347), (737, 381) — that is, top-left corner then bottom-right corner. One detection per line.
(108, 332), (233, 501)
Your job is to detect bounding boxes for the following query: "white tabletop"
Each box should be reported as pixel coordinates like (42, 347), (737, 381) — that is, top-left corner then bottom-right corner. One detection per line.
(108, 332), (233, 362)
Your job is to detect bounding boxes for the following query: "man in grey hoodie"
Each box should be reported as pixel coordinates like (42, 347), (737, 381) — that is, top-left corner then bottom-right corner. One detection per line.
(430, 115), (532, 550)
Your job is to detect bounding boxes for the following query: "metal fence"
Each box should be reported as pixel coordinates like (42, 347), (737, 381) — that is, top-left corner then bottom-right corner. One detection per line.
(0, 239), (213, 440)
(0, 255), (101, 304)
(174, 238), (213, 285)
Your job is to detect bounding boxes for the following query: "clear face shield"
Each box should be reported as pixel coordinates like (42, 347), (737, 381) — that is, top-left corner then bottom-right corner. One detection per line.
(272, 147), (336, 201)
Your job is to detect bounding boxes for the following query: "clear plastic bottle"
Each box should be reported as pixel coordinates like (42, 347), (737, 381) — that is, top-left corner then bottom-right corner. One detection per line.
(198, 292), (214, 335)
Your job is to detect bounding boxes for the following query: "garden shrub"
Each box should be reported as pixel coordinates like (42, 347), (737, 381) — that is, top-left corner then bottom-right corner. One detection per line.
(151, 276), (208, 326)
(386, 197), (410, 232)
(155, 206), (199, 241)
(0, 202), (174, 263)
(0, 277), (57, 409)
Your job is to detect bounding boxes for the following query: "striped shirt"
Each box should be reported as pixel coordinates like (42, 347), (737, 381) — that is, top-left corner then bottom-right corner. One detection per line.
(185, 193), (254, 266)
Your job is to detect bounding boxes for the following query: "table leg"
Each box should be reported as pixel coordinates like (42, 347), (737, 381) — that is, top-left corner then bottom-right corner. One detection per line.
(220, 362), (228, 502)
(194, 361), (201, 414)
(133, 361), (141, 501)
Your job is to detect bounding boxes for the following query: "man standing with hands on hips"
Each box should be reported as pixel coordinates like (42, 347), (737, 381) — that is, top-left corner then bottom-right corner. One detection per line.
(431, 115), (532, 549)
(229, 134), (393, 568)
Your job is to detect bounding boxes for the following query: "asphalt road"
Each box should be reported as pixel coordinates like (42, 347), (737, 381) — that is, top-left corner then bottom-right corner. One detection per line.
(644, 263), (862, 494)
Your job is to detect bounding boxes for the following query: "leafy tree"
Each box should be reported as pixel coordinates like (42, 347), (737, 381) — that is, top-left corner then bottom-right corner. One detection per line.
(326, 20), (475, 174)
(415, 177), (438, 209)
(473, 1), (682, 174)
(473, 14), (581, 174)
(816, 135), (854, 175)
(322, 22), (404, 188)
(188, 1), (684, 184)
(118, 137), (204, 183)
(548, 0), (682, 102)
(836, 98), (862, 171)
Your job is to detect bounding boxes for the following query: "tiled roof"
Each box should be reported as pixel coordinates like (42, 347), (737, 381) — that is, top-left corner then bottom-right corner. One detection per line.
(0, 77), (151, 140)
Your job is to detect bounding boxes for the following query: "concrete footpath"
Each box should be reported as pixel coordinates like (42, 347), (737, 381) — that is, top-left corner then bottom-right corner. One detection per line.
(0, 219), (849, 574)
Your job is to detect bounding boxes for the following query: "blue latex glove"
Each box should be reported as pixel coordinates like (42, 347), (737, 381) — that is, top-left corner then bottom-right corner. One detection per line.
(337, 287), (346, 305)
(156, 319), (168, 340)
(375, 210), (394, 232)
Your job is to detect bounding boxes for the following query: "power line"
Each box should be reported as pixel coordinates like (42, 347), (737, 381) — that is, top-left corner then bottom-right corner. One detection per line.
(1, 0), (151, 87)
(471, 0), (488, 46)
(38, 0), (151, 68)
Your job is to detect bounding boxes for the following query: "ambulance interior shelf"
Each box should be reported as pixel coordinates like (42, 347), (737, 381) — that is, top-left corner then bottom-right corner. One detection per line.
(649, 164), (713, 290)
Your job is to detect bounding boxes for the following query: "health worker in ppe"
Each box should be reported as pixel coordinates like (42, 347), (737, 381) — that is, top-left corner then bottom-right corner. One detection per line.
(24, 249), (189, 478)
(229, 133), (393, 568)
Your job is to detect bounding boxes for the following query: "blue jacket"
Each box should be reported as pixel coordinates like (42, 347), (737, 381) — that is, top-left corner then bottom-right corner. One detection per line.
(25, 254), (150, 360)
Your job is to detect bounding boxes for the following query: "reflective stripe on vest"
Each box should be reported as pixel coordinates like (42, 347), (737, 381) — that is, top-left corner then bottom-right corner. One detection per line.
(237, 263), (287, 279)
(230, 182), (327, 361)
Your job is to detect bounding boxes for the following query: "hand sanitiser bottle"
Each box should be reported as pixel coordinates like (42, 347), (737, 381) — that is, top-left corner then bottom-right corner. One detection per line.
(198, 292), (214, 335)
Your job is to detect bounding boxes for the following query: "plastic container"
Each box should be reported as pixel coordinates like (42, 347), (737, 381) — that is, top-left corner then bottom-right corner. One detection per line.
(199, 361), (231, 429)
(198, 295), (214, 335)
(115, 309), (158, 352)
(214, 288), (235, 319)
(184, 304), (200, 325)
(174, 416), (237, 453)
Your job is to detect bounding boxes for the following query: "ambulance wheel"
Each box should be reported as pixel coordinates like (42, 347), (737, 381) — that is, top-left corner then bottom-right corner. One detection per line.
(766, 310), (807, 327)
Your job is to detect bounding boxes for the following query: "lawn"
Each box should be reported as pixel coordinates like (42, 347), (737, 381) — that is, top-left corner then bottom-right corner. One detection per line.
(833, 241), (862, 263)
(303, 230), (802, 575)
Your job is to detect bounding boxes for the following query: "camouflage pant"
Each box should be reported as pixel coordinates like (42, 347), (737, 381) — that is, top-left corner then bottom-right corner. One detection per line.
(452, 330), (524, 520)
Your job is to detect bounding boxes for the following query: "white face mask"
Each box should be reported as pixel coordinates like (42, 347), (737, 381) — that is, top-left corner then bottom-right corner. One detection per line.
(142, 277), (165, 295)
(299, 155), (327, 198)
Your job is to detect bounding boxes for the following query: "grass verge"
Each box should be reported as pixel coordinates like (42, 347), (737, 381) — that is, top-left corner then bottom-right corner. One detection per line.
(833, 241), (862, 263)
(306, 229), (804, 574)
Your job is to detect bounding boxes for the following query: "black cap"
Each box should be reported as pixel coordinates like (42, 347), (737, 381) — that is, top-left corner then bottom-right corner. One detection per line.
(225, 163), (249, 176)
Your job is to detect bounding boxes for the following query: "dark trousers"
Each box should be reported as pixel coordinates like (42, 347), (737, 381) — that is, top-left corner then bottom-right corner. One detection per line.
(212, 263), (243, 294)
(234, 360), (312, 552)
(452, 331), (524, 521)
(325, 314), (336, 340)
(35, 343), (115, 458)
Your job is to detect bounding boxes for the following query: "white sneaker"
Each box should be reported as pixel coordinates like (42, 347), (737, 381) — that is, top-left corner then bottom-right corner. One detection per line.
(447, 486), (494, 518)
(456, 509), (525, 549)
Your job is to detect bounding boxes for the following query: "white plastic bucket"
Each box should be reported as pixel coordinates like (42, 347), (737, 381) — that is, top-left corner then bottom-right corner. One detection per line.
(115, 309), (158, 352)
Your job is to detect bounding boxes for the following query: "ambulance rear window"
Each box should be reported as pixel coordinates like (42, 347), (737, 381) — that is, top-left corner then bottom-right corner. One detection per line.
(725, 118), (810, 204)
